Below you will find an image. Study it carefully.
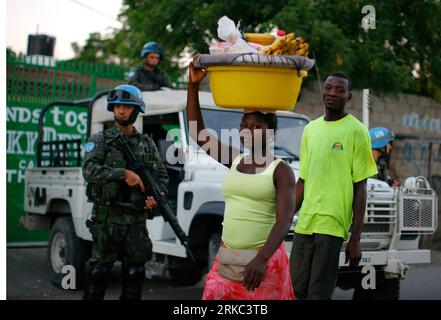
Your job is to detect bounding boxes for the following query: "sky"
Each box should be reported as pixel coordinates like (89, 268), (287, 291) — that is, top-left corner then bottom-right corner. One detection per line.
(7, 0), (124, 60)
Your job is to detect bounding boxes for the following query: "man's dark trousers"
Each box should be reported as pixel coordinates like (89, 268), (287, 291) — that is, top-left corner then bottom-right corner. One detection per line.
(290, 233), (343, 300)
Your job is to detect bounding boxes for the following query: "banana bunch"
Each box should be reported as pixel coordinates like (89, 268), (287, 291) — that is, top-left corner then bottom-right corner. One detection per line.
(243, 33), (276, 46)
(261, 33), (309, 57)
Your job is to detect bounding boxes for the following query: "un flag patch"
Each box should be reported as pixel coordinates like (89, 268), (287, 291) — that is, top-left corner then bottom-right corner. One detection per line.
(85, 142), (96, 153)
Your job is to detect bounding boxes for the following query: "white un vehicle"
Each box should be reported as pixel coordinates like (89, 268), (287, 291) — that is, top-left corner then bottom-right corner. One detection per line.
(22, 89), (438, 299)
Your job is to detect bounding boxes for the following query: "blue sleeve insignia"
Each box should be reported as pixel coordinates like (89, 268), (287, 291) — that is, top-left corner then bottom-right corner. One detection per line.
(85, 142), (96, 153)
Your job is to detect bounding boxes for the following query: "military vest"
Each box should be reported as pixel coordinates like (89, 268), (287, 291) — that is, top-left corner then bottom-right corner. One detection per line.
(86, 127), (159, 211)
(375, 156), (392, 186)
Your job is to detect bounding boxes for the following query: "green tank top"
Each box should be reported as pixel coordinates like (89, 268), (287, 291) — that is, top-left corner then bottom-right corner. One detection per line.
(221, 154), (283, 249)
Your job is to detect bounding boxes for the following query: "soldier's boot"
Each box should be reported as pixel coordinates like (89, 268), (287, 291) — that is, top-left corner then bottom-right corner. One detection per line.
(82, 264), (110, 300)
(120, 265), (145, 300)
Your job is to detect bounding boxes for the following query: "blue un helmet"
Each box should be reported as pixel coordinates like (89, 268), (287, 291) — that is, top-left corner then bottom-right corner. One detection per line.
(107, 84), (145, 112)
(107, 85), (145, 125)
(369, 127), (395, 149)
(140, 41), (163, 59)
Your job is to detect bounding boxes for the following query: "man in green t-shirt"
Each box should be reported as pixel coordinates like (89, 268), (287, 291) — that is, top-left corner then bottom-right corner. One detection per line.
(290, 72), (378, 300)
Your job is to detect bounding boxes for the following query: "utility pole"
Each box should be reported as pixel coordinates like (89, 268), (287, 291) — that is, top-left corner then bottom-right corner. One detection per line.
(363, 89), (370, 129)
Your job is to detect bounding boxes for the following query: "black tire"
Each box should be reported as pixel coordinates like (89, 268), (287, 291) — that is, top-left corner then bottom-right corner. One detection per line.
(47, 217), (89, 290)
(168, 256), (203, 286)
(352, 272), (400, 300)
(208, 232), (222, 270)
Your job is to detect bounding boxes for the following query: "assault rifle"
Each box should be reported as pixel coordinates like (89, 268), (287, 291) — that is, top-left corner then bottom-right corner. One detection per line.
(108, 133), (197, 266)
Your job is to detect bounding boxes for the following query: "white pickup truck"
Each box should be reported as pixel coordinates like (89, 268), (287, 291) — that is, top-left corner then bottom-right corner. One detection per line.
(21, 89), (438, 299)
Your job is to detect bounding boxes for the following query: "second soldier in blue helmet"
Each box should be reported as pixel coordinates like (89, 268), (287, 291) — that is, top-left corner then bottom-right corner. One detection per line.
(128, 41), (172, 91)
(82, 84), (169, 300)
(369, 127), (400, 187)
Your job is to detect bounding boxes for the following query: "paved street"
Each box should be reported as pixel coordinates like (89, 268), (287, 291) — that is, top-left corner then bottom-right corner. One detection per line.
(7, 246), (204, 300)
(7, 247), (441, 300)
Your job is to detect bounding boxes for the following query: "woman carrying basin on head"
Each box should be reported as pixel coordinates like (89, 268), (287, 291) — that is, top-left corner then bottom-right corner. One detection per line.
(186, 55), (296, 300)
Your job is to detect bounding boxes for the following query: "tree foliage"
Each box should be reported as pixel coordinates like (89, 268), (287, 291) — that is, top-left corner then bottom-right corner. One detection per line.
(110, 0), (289, 79)
(272, 0), (441, 100)
(73, 0), (441, 100)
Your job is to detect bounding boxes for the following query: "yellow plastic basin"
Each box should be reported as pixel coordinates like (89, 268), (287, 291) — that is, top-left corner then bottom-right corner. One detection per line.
(207, 65), (307, 110)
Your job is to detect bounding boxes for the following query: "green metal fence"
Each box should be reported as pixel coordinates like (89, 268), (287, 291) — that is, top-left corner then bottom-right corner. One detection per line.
(6, 57), (128, 243)
(7, 56), (127, 105)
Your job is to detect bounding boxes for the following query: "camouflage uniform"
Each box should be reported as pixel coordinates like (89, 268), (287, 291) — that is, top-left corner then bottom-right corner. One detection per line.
(82, 125), (168, 299)
(128, 66), (171, 91)
(374, 155), (391, 184)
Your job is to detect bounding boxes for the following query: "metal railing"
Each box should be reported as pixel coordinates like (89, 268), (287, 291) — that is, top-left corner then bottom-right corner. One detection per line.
(7, 56), (126, 105)
(363, 188), (398, 235)
(38, 139), (82, 168)
(398, 177), (438, 234)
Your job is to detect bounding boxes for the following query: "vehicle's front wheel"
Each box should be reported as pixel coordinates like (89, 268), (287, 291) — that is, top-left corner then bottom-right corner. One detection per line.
(47, 217), (88, 289)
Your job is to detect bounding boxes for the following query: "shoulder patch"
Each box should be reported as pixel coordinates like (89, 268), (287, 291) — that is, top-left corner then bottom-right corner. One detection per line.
(85, 142), (96, 153)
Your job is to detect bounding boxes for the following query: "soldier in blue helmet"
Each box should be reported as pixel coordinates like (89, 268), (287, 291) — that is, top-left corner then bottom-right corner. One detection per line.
(128, 41), (172, 91)
(369, 127), (400, 186)
(82, 84), (168, 300)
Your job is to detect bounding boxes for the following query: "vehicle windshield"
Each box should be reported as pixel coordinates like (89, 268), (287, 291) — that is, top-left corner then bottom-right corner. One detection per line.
(200, 108), (307, 161)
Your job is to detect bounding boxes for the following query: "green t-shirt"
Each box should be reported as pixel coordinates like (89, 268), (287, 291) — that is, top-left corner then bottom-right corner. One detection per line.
(295, 114), (378, 240)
